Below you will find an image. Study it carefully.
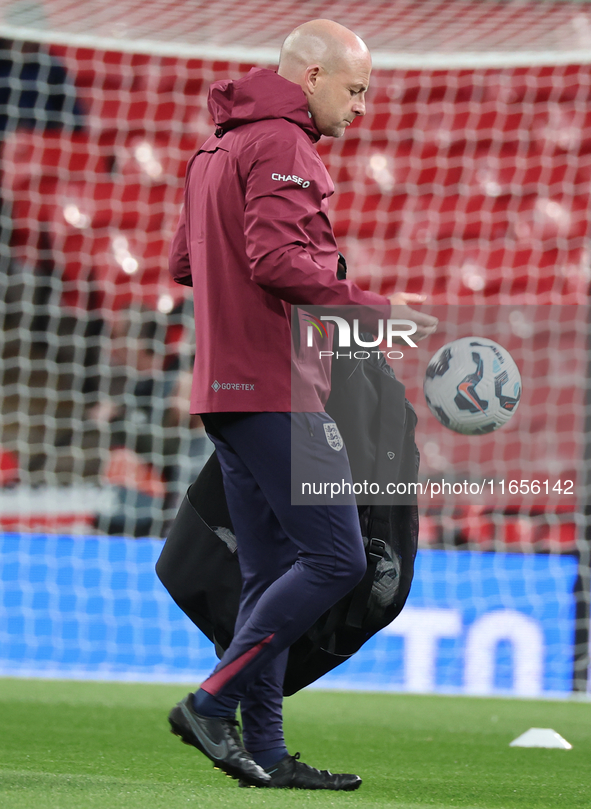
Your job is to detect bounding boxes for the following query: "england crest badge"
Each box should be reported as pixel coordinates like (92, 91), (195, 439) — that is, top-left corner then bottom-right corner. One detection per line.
(323, 422), (344, 451)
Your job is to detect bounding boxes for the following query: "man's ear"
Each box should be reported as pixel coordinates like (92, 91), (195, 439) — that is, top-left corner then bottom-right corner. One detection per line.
(304, 65), (321, 94)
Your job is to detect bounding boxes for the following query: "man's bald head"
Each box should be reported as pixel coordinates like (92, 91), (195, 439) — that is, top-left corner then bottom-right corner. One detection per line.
(278, 19), (371, 138)
(279, 19), (369, 80)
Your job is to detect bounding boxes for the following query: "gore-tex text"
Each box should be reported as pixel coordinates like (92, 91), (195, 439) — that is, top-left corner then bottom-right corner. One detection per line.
(211, 380), (255, 391)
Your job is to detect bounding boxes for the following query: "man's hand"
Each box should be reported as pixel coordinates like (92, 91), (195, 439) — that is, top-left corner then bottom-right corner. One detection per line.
(388, 292), (438, 343)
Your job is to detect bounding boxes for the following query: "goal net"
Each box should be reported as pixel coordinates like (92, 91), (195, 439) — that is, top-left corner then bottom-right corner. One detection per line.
(0, 0), (589, 695)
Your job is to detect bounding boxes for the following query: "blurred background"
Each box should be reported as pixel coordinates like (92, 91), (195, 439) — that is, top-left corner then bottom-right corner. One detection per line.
(0, 0), (589, 697)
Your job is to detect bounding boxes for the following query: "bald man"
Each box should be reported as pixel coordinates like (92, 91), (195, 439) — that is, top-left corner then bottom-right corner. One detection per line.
(167, 19), (437, 790)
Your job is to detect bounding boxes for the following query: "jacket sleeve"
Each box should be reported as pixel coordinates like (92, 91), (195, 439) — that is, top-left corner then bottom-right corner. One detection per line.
(168, 206), (193, 287)
(242, 135), (389, 311)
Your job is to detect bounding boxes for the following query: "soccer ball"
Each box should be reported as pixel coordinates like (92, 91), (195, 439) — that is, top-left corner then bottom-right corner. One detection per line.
(423, 337), (522, 435)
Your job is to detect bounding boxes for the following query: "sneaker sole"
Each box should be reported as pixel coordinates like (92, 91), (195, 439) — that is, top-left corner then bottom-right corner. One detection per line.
(238, 777), (362, 790)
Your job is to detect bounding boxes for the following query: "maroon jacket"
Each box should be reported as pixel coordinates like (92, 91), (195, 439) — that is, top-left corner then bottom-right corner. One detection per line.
(169, 68), (389, 413)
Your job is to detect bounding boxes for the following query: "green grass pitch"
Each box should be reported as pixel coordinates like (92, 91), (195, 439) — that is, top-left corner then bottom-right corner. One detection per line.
(0, 678), (590, 809)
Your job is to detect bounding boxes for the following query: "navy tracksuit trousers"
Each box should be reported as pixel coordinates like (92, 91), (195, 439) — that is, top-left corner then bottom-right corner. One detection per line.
(199, 411), (366, 753)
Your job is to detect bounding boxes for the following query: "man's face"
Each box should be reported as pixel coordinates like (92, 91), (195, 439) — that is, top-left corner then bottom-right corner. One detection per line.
(307, 54), (371, 138)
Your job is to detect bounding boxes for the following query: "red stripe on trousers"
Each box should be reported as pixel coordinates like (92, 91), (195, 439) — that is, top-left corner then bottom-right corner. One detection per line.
(200, 633), (275, 696)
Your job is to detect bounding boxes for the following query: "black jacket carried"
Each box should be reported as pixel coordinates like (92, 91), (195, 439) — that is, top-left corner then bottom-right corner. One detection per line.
(156, 342), (419, 695)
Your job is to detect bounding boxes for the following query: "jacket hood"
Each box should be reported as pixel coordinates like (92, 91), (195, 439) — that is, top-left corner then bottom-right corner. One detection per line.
(208, 67), (320, 142)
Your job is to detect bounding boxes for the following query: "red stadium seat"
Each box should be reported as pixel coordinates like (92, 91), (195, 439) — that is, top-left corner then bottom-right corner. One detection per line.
(453, 512), (496, 547)
(50, 45), (152, 90)
(530, 103), (591, 154)
(47, 179), (172, 234)
(81, 86), (202, 138)
(478, 245), (588, 301)
(10, 177), (59, 261)
(51, 228), (99, 312)
(1, 130), (111, 191)
(0, 447), (19, 486)
(113, 133), (198, 184)
(501, 518), (577, 550)
(460, 146), (591, 197)
(53, 228), (187, 315)
(89, 232), (188, 313)
(478, 66), (585, 106)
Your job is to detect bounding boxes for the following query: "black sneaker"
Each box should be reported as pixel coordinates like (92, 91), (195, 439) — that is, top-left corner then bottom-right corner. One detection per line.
(168, 693), (271, 787)
(239, 752), (362, 790)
